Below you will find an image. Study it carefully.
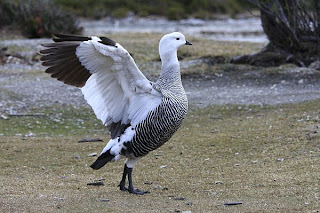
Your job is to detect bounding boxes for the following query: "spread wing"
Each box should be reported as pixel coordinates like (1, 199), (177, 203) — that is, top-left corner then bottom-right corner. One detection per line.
(40, 34), (162, 138)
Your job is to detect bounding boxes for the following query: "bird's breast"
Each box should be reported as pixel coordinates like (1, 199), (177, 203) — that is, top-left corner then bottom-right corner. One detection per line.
(129, 94), (188, 157)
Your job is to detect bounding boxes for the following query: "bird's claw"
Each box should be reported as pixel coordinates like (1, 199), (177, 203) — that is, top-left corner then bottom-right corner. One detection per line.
(118, 183), (128, 191)
(129, 188), (150, 195)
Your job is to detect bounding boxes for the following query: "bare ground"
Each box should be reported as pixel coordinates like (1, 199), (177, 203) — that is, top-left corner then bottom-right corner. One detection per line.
(1, 59), (320, 114)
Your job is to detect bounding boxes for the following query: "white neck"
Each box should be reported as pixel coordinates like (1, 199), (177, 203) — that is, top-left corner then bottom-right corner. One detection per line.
(157, 48), (182, 89)
(160, 48), (179, 73)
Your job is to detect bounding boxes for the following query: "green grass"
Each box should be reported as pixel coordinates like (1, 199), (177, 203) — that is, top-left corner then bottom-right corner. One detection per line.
(1, 100), (320, 212)
(0, 105), (105, 137)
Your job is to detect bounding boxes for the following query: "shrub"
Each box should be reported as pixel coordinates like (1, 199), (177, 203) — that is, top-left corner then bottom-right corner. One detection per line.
(0, 0), (16, 27)
(0, 0), (82, 38)
(112, 7), (130, 19)
(53, 0), (256, 20)
(166, 6), (187, 20)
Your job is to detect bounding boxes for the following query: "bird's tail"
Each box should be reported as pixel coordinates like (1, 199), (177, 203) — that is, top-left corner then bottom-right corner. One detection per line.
(90, 150), (114, 170)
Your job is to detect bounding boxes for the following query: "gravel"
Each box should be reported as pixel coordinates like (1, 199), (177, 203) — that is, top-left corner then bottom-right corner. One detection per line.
(1, 33), (320, 114)
(1, 58), (320, 114)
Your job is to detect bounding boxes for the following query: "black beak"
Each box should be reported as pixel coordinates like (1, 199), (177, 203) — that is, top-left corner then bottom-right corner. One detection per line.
(185, 40), (192, 45)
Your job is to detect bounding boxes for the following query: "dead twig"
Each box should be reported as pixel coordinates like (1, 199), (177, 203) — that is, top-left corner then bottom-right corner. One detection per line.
(78, 138), (104, 143)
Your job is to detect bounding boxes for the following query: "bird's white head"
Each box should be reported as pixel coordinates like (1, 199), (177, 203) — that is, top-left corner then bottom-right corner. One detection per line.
(159, 32), (192, 60)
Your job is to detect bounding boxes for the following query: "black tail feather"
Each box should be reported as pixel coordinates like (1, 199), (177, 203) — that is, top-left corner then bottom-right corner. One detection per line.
(90, 150), (114, 170)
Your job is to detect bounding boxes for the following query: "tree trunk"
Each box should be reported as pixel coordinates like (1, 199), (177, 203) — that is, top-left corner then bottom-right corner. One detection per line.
(232, 0), (320, 67)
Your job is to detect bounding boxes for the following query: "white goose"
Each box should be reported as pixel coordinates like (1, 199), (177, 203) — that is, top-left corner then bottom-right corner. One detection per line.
(40, 32), (192, 194)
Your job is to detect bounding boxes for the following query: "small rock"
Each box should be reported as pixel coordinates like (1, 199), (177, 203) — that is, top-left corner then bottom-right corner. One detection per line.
(88, 152), (97, 157)
(144, 181), (153, 185)
(182, 211), (192, 213)
(174, 197), (186, 201)
(308, 60), (320, 70)
(298, 79), (304, 84)
(215, 181), (223, 184)
(0, 113), (9, 120)
(74, 154), (81, 159)
(41, 167), (46, 170)
(100, 199), (110, 202)
(24, 132), (35, 137)
(186, 202), (193, 206)
(277, 158), (284, 162)
(160, 165), (167, 168)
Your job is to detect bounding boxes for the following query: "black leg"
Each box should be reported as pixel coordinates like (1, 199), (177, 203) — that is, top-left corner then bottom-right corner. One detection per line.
(119, 164), (149, 195)
(118, 164), (128, 191)
(127, 166), (149, 195)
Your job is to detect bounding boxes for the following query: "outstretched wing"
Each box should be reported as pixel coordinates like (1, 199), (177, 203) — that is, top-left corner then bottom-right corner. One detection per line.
(40, 34), (162, 138)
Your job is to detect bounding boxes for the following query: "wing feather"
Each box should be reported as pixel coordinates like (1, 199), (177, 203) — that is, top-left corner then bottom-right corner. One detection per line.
(40, 34), (162, 138)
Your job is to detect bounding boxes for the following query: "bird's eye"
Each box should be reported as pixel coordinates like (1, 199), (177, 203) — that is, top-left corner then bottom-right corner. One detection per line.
(176, 38), (180, 40)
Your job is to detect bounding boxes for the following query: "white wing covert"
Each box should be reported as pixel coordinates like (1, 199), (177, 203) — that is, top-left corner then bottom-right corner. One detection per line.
(40, 34), (162, 138)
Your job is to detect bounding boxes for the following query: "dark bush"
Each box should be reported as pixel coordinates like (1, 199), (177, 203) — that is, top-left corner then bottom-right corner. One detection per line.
(0, 1), (16, 27)
(54, 0), (255, 20)
(0, 0), (82, 38)
(167, 5), (187, 20)
(112, 7), (130, 19)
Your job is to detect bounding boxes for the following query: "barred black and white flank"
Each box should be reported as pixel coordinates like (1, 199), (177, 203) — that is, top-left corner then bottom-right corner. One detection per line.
(40, 32), (192, 195)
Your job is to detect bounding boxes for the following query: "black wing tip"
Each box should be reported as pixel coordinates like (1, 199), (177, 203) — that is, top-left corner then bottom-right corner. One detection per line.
(50, 33), (116, 47)
(98, 36), (117, 47)
(90, 150), (114, 170)
(90, 159), (109, 170)
(90, 161), (102, 170)
(52, 33), (91, 42)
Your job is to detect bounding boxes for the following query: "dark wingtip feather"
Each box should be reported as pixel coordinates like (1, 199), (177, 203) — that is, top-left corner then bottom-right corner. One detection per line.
(90, 150), (114, 170)
(52, 33), (91, 42)
(99, 36), (116, 47)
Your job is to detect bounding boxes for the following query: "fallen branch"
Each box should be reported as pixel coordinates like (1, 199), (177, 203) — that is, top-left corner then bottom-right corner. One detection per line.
(78, 138), (104, 143)
(87, 182), (104, 186)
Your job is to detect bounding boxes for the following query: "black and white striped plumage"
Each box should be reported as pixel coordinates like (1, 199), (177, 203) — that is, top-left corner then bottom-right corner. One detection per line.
(40, 32), (192, 194)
